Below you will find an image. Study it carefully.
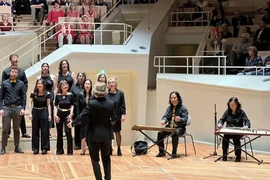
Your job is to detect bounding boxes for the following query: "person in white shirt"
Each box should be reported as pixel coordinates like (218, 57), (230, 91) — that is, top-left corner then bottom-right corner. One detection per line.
(197, 0), (208, 7)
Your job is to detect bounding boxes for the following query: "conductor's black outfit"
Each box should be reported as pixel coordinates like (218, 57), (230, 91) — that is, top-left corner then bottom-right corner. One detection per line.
(30, 91), (51, 154)
(72, 96), (117, 180)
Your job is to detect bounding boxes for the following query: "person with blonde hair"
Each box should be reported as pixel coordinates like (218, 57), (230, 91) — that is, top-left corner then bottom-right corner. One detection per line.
(0, 14), (12, 31)
(68, 82), (117, 180)
(106, 76), (126, 156)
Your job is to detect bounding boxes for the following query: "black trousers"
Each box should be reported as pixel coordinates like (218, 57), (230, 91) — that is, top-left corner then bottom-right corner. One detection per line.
(32, 108), (50, 151)
(56, 110), (73, 154)
(8, 115), (27, 136)
(157, 127), (185, 154)
(49, 93), (55, 128)
(74, 124), (81, 147)
(222, 134), (242, 157)
(88, 141), (111, 180)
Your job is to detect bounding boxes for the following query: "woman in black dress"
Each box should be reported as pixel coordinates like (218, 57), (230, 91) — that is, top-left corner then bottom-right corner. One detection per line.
(217, 97), (250, 162)
(71, 71), (86, 150)
(54, 80), (75, 155)
(29, 79), (51, 155)
(55, 60), (76, 93)
(106, 76), (126, 156)
(37, 63), (57, 137)
(77, 79), (92, 155)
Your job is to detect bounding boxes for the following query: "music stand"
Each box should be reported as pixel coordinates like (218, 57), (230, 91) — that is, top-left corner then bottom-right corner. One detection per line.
(203, 104), (221, 159)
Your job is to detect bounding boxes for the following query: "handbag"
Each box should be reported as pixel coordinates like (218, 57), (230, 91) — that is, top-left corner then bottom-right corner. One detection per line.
(131, 141), (148, 155)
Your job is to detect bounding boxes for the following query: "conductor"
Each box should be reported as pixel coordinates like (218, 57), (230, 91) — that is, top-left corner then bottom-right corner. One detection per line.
(68, 82), (117, 180)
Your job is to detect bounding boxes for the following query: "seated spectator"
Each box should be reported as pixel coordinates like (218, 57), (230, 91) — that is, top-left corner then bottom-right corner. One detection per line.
(81, 0), (93, 6)
(253, 19), (270, 51)
(183, 0), (195, 7)
(56, 17), (75, 47)
(257, 0), (270, 14)
(232, 10), (248, 37)
(228, 33), (253, 66)
(60, 0), (72, 7)
(95, 0), (108, 12)
(261, 8), (270, 24)
(237, 46), (263, 75)
(0, 14), (12, 31)
(173, 7), (190, 26)
(192, 6), (203, 26)
(85, 3), (97, 19)
(67, 4), (80, 18)
(242, 26), (252, 39)
(210, 2), (224, 20)
(211, 12), (229, 27)
(210, 31), (227, 55)
(0, 0), (14, 14)
(246, 56), (270, 75)
(219, 24), (232, 38)
(31, 0), (45, 26)
(45, 2), (65, 38)
(79, 15), (93, 44)
(196, 0), (208, 7)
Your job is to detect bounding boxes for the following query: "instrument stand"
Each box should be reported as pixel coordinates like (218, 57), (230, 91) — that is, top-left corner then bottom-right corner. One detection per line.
(203, 104), (222, 160)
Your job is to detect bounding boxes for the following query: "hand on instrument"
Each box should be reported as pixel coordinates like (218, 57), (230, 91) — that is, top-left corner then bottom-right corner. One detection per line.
(243, 125), (249, 129)
(175, 116), (181, 122)
(160, 120), (166, 127)
(217, 123), (223, 129)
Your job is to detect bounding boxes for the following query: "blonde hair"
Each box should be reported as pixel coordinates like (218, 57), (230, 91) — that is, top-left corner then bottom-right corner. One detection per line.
(248, 46), (258, 56)
(108, 76), (118, 87)
(93, 82), (108, 97)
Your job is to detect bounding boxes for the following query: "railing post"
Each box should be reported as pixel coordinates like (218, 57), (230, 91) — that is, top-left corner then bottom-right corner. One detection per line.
(192, 57), (195, 74)
(218, 56), (220, 75)
(101, 23), (103, 45)
(186, 57), (189, 74)
(93, 23), (96, 45)
(223, 57), (226, 75)
(170, 13), (172, 26)
(163, 57), (165, 73)
(32, 41), (35, 66)
(43, 25), (46, 51)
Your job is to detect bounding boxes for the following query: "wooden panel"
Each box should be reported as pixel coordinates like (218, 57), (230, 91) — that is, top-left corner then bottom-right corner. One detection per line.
(85, 71), (133, 146)
(0, 6), (11, 15)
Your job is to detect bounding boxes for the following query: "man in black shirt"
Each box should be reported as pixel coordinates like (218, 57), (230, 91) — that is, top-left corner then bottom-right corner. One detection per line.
(0, 66), (26, 155)
(1, 53), (31, 138)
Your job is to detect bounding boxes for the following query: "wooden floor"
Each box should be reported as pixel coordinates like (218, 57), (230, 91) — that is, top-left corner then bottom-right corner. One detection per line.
(0, 143), (270, 180)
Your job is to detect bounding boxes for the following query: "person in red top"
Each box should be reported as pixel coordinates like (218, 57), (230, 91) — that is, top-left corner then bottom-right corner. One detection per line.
(45, 2), (65, 38)
(79, 15), (93, 44)
(85, 3), (97, 19)
(67, 4), (80, 18)
(0, 14), (12, 31)
(56, 17), (75, 47)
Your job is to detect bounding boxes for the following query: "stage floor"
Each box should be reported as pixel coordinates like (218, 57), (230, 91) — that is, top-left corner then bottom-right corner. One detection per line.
(0, 143), (269, 180)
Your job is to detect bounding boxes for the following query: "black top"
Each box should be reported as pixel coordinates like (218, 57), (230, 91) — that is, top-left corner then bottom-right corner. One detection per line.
(105, 89), (126, 121)
(77, 92), (91, 115)
(70, 83), (84, 117)
(54, 93), (75, 109)
(58, 72), (74, 91)
(218, 109), (250, 128)
(40, 75), (54, 92)
(0, 79), (26, 110)
(72, 97), (117, 142)
(2, 66), (28, 91)
(162, 103), (189, 129)
(30, 91), (51, 108)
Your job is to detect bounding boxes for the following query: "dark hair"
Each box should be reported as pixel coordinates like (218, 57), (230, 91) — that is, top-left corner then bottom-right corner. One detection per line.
(9, 53), (18, 61)
(215, 2), (224, 13)
(83, 79), (92, 97)
(227, 97), (242, 115)
(10, 66), (18, 71)
(58, 80), (69, 94)
(77, 71), (87, 80)
(33, 79), (46, 97)
(58, 60), (70, 74)
(195, 6), (202, 12)
(41, 63), (50, 75)
(168, 91), (182, 106)
(97, 73), (107, 84)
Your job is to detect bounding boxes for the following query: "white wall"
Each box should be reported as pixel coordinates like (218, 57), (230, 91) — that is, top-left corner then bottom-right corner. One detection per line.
(156, 74), (270, 152)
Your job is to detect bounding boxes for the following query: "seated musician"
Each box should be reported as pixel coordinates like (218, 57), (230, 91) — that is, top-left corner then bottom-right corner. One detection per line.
(156, 91), (189, 158)
(217, 97), (250, 162)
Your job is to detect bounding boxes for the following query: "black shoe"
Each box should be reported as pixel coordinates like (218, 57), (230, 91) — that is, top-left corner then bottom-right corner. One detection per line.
(110, 147), (113, 155)
(156, 152), (166, 157)
(14, 146), (24, 154)
(171, 154), (180, 159)
(56, 150), (64, 155)
(74, 146), (81, 150)
(42, 150), (47, 155)
(235, 156), (241, 162)
(0, 147), (6, 155)
(80, 150), (86, 155)
(22, 133), (31, 138)
(222, 157), (227, 161)
(33, 150), (39, 155)
(68, 152), (73, 156)
(117, 147), (122, 156)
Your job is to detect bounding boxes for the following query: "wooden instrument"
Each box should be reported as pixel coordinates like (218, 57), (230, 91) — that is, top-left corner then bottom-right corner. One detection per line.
(131, 124), (176, 132)
(215, 127), (270, 136)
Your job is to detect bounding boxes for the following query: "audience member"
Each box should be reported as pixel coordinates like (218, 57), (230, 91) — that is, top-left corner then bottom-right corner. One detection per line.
(261, 8), (270, 24)
(0, 14), (12, 31)
(79, 15), (93, 44)
(31, 0), (46, 26)
(211, 12), (229, 27)
(56, 17), (75, 47)
(232, 10), (248, 37)
(245, 56), (270, 75)
(196, 0), (208, 8)
(253, 19), (270, 51)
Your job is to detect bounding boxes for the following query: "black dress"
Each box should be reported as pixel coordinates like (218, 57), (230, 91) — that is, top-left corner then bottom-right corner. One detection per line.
(40, 75), (55, 128)
(30, 91), (51, 152)
(54, 93), (75, 155)
(77, 92), (91, 139)
(58, 72), (74, 91)
(105, 89), (126, 132)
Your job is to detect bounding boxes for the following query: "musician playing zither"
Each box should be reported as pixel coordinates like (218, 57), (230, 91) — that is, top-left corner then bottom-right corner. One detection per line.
(156, 91), (189, 158)
(217, 97), (251, 162)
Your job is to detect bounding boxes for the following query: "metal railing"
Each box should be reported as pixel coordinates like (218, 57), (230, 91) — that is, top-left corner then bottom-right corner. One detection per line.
(0, 21), (133, 72)
(170, 11), (211, 27)
(154, 55), (270, 76)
